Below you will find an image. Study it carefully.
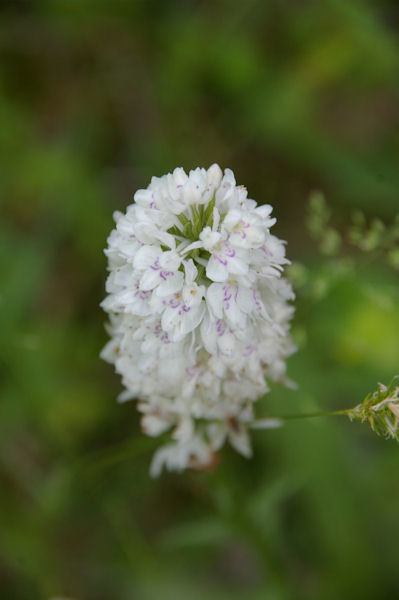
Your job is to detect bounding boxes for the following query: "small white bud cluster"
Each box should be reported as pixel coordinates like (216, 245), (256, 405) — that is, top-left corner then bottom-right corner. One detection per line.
(101, 164), (295, 475)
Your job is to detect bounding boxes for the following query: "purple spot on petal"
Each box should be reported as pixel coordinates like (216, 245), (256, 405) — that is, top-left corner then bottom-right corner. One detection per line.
(216, 319), (226, 337)
(253, 289), (262, 311)
(150, 258), (160, 271)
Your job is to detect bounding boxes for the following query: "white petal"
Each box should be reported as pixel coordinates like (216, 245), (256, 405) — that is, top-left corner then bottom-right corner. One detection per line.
(223, 168), (236, 187)
(139, 269), (160, 291)
(206, 283), (224, 318)
(169, 303), (206, 342)
(159, 250), (181, 271)
(133, 245), (161, 271)
(200, 314), (217, 354)
(183, 259), (197, 286)
(150, 445), (177, 477)
(156, 271), (184, 296)
(227, 254), (249, 276)
(207, 163), (223, 187)
(206, 255), (228, 282)
(222, 209), (241, 230)
(161, 306), (180, 332)
(173, 167), (189, 186)
(255, 204), (273, 218)
(133, 189), (153, 205)
(228, 425), (252, 458)
(218, 331), (236, 356)
(142, 414), (172, 436)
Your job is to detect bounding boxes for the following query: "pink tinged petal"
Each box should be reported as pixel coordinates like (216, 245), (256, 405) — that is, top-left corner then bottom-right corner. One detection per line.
(156, 271), (184, 296)
(206, 255), (229, 282)
(139, 269), (161, 291)
(169, 303), (206, 342)
(166, 173), (184, 201)
(133, 245), (162, 270)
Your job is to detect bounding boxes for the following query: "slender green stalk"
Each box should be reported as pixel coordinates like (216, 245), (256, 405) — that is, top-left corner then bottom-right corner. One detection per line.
(268, 375), (399, 443)
(275, 408), (349, 421)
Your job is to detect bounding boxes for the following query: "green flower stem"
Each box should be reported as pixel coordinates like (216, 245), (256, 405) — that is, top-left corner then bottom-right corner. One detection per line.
(275, 408), (350, 422)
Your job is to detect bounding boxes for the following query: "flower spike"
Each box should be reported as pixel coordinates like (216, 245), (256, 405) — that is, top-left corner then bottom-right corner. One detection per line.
(101, 165), (295, 475)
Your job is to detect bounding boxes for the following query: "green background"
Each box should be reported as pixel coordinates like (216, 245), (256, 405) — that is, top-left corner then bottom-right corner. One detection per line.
(1, 1), (398, 599)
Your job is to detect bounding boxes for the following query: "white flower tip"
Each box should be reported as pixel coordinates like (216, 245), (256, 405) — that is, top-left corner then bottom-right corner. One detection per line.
(207, 163), (223, 187)
(117, 390), (134, 403)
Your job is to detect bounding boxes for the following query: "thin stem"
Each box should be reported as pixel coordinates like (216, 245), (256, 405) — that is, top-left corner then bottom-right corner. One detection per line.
(272, 408), (350, 422)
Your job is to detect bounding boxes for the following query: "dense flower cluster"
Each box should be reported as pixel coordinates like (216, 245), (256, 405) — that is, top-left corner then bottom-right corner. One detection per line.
(101, 164), (295, 476)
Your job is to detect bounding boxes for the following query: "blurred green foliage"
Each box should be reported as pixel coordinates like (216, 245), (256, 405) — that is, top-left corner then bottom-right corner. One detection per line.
(1, 1), (398, 599)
